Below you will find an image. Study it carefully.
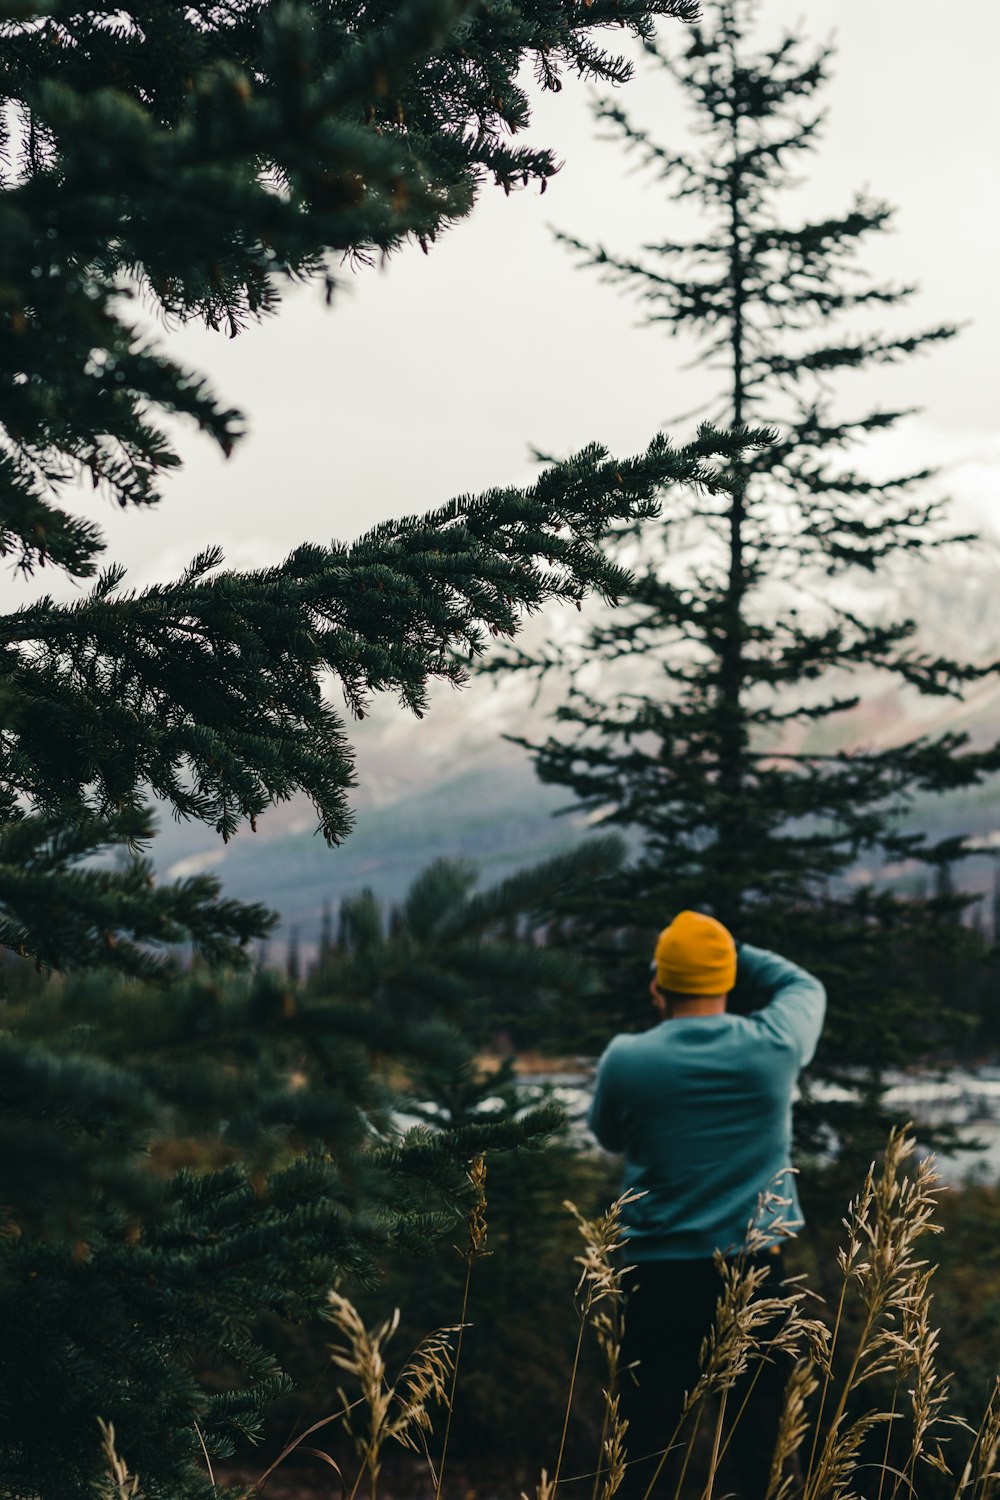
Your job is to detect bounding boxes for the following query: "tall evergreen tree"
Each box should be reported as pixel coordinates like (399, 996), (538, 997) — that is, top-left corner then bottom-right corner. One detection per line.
(500, 0), (1000, 1167)
(314, 842), (622, 1041)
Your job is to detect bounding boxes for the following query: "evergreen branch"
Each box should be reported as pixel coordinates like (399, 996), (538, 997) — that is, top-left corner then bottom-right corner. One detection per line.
(1, 0), (703, 576)
(751, 325), (958, 383)
(0, 426), (761, 847)
(0, 809), (274, 974)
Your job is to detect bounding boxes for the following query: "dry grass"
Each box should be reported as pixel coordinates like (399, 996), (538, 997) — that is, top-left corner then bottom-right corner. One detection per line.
(325, 1294), (456, 1500)
(561, 1190), (642, 1500)
(100, 1129), (999, 1500)
(526, 1129), (996, 1500)
(95, 1419), (143, 1500)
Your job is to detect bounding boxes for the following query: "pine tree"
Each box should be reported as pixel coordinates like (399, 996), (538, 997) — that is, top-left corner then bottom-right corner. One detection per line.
(317, 898), (334, 973)
(500, 0), (1000, 1172)
(285, 924), (302, 984)
(313, 839), (622, 1043)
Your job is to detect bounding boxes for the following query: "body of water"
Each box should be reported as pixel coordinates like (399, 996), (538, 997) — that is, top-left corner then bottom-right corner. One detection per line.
(515, 1066), (1000, 1186)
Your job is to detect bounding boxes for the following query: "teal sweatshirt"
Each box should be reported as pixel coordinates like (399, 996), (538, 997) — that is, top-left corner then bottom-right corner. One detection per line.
(588, 945), (826, 1260)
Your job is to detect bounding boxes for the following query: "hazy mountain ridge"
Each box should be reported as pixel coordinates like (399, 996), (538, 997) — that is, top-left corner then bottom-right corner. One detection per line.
(155, 660), (1000, 950)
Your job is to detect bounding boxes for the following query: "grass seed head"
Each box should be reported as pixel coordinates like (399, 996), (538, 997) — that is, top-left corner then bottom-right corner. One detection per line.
(766, 1360), (820, 1500)
(961, 1377), (1000, 1499)
(386, 1327), (456, 1450)
(599, 1390), (629, 1500)
(523, 1467), (557, 1500)
(325, 1291), (455, 1481)
(464, 1153), (489, 1262)
(566, 1189), (643, 1315)
(96, 1419), (142, 1500)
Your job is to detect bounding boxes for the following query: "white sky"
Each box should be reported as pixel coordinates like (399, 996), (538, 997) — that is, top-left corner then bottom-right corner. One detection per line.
(5, 0), (996, 616)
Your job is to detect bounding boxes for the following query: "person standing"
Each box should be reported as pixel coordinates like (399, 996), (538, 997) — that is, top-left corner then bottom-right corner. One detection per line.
(589, 910), (826, 1500)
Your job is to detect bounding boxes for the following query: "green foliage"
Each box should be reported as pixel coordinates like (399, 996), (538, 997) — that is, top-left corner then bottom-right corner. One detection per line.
(1, 0), (702, 576)
(931, 1182), (1000, 1420)
(0, 973), (547, 1496)
(0, 841), (632, 1497)
(352, 1140), (618, 1482)
(0, 1), (769, 1490)
(315, 836), (627, 1044)
(290, 849), (626, 1477)
(348, 1048), (618, 1485)
(1, 427), (758, 977)
(0, 808), (273, 980)
(495, 0), (1000, 1165)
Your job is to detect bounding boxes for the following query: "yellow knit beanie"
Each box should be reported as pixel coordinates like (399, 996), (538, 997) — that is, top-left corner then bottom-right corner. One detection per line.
(654, 910), (737, 996)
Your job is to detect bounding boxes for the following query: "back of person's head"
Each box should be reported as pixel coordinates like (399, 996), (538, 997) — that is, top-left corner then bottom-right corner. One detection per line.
(653, 910), (736, 998)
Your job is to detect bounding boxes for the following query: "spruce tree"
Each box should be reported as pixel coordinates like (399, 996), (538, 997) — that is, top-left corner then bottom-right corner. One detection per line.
(0, 959), (470, 1498)
(313, 841), (622, 1041)
(501, 0), (1000, 1171)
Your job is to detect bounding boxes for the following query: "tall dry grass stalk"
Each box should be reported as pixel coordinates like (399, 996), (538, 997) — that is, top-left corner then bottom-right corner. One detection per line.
(434, 1153), (490, 1500)
(326, 1293), (456, 1500)
(633, 1191), (827, 1500)
(95, 1419), (142, 1500)
(324, 1154), (487, 1500)
(765, 1360), (820, 1500)
(554, 1191), (642, 1499)
(639, 1128), (949, 1500)
(801, 1127), (946, 1500)
(627, 1128), (997, 1500)
(249, 1155), (487, 1500)
(953, 1376), (1000, 1500)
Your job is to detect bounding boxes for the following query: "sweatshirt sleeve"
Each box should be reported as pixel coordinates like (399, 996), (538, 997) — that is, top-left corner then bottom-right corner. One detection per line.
(588, 1040), (626, 1153)
(740, 944), (826, 1067)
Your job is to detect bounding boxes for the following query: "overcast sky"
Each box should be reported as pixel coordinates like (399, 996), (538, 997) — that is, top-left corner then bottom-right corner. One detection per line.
(8, 0), (999, 606)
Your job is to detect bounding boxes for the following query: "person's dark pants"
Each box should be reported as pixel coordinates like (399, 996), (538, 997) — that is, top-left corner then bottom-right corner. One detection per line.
(618, 1251), (789, 1500)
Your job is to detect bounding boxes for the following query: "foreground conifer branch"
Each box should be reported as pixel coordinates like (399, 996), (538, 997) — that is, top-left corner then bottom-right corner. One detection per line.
(0, 851), (599, 1499)
(0, 426), (767, 974)
(1, 0), (702, 578)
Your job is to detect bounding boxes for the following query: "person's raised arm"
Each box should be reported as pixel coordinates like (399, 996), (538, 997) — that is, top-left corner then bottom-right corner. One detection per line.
(740, 944), (826, 1066)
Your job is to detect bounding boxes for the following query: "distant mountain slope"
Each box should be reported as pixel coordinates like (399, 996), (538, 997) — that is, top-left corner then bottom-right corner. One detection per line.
(151, 676), (1000, 953)
(157, 740), (595, 951)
